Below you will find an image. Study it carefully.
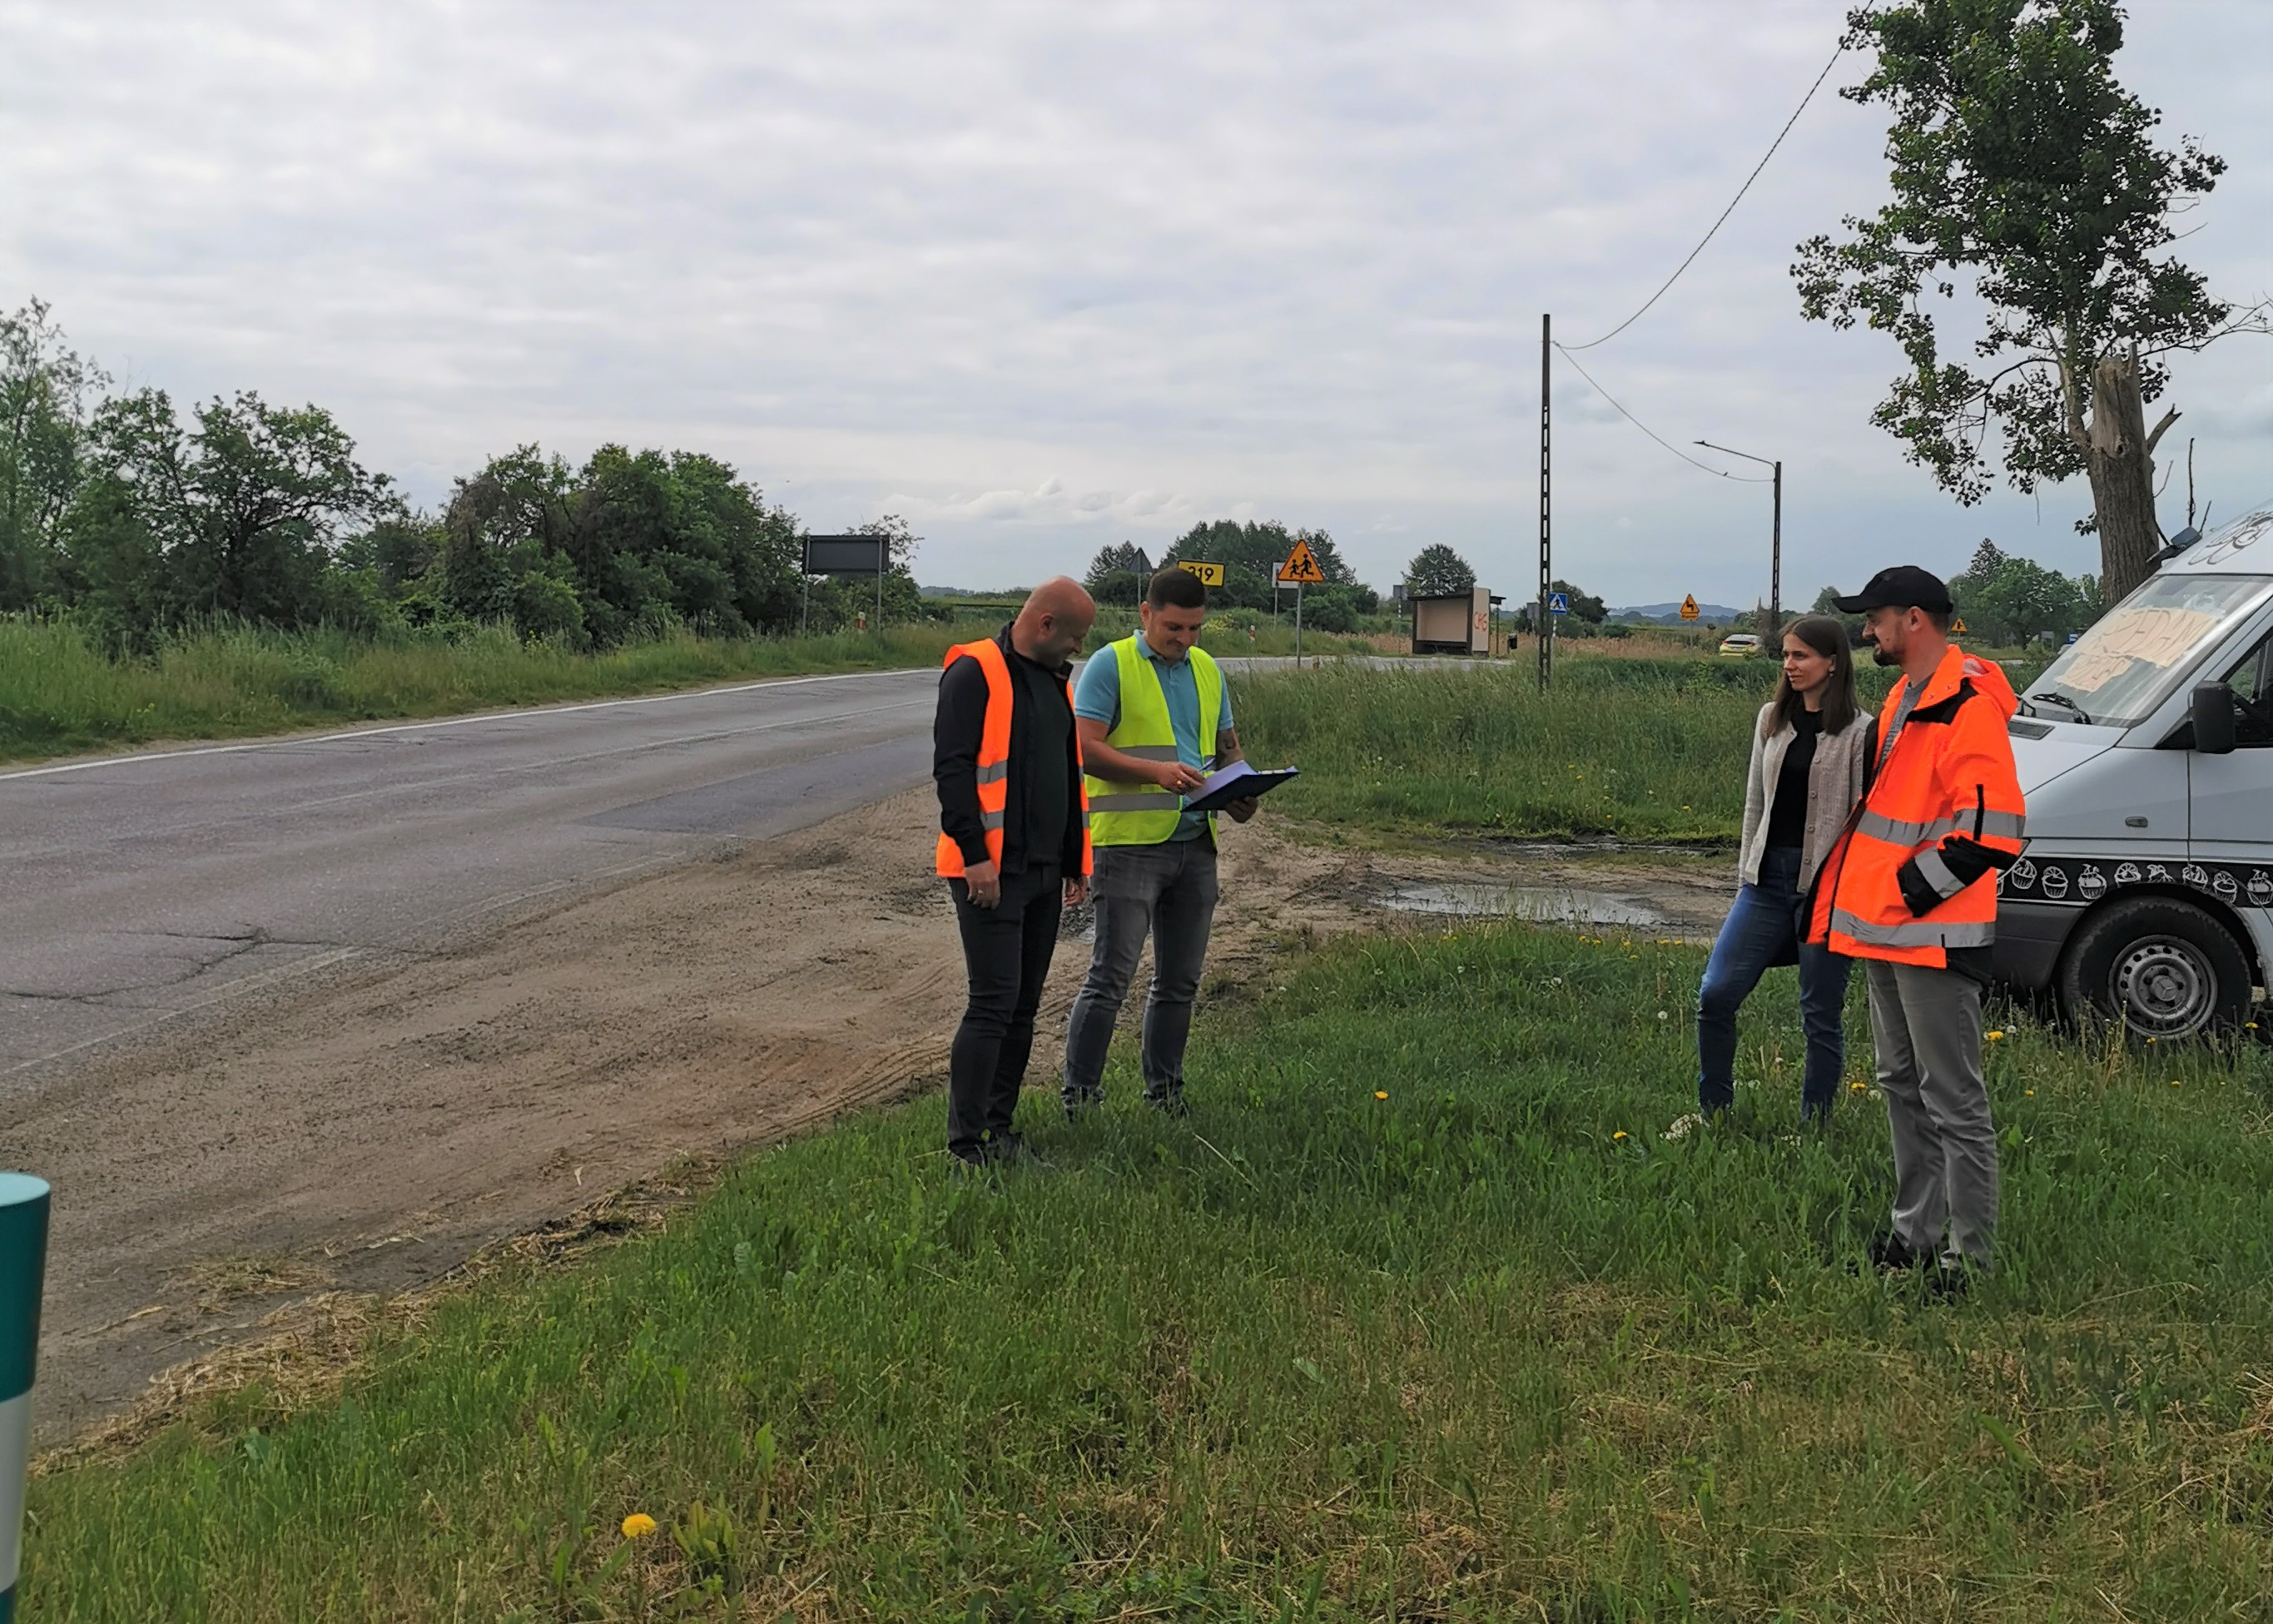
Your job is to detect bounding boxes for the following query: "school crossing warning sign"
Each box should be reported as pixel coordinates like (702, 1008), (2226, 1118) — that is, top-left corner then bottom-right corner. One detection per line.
(1277, 539), (1326, 585)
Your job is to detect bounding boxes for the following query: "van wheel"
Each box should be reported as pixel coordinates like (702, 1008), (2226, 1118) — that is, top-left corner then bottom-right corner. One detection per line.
(2057, 896), (2253, 1040)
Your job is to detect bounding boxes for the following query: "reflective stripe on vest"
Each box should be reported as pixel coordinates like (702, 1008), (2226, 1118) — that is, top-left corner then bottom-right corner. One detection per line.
(1086, 638), (1223, 847)
(1810, 645), (2026, 968)
(1829, 908), (1997, 951)
(932, 638), (1092, 878)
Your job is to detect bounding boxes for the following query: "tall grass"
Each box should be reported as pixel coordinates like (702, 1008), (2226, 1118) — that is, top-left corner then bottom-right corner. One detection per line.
(1236, 656), (2044, 844)
(0, 615), (1375, 765)
(24, 925), (2273, 1619)
(1233, 659), (1813, 842)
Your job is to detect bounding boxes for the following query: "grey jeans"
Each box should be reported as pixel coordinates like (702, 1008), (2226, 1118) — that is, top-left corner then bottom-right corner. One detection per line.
(1866, 958), (2000, 1267)
(1063, 840), (1219, 1104)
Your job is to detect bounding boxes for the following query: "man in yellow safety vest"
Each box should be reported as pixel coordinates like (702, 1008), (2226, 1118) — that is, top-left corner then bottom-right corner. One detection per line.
(1062, 566), (1258, 1116)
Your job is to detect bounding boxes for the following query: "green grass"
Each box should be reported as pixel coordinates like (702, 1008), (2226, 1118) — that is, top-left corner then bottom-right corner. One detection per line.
(1233, 659), (1807, 843)
(0, 615), (1376, 765)
(25, 925), (2273, 1620)
(1235, 658), (2045, 845)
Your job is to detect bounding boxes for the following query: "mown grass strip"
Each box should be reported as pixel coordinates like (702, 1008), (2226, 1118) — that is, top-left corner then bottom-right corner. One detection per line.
(24, 925), (2272, 1620)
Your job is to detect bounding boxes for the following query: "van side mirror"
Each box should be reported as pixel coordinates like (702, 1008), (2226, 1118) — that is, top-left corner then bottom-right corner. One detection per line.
(2191, 683), (2236, 755)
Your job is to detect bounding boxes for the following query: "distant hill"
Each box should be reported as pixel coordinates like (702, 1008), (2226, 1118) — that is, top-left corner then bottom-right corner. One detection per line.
(1610, 601), (1745, 625)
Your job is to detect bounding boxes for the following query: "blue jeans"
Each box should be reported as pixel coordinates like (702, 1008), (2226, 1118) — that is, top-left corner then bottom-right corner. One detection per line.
(1697, 845), (1852, 1118)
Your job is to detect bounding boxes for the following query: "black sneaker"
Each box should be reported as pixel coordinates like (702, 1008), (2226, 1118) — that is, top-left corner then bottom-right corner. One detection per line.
(1146, 1090), (1191, 1119)
(1922, 1258), (1973, 1303)
(1063, 1090), (1102, 1122)
(984, 1131), (1053, 1169)
(1866, 1231), (1923, 1273)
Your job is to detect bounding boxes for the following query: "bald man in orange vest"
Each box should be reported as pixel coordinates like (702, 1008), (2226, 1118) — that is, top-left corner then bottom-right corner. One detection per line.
(932, 578), (1096, 1169)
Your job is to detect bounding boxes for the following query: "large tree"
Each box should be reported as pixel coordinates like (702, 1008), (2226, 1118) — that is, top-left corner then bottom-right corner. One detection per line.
(77, 389), (392, 628)
(1, 300), (107, 611)
(1403, 544), (1475, 596)
(1794, 1), (2263, 603)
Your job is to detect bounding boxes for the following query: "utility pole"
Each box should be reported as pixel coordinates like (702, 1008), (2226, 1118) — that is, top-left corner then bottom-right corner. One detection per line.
(1539, 313), (1552, 692)
(1770, 458), (1782, 634)
(1695, 440), (1781, 636)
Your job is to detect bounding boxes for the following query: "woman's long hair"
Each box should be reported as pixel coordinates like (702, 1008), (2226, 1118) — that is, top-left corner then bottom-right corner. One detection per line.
(1761, 613), (1860, 738)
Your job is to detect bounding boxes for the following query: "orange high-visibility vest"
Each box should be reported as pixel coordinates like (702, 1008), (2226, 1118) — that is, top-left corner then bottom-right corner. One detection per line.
(934, 638), (1093, 879)
(1809, 645), (2026, 968)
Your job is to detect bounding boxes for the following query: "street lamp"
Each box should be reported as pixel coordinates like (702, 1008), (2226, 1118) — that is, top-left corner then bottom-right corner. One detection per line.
(1695, 440), (1782, 636)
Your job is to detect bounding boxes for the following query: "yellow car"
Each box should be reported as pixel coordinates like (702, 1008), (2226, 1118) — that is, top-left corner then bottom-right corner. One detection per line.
(1717, 633), (1764, 658)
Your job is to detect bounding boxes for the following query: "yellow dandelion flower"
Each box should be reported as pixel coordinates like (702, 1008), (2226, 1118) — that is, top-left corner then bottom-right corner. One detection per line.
(1986, 1030), (2005, 1041)
(1612, 1130), (1628, 1140)
(2025, 1089), (2035, 1096)
(2169, 1079), (2181, 1087)
(1374, 1090), (1388, 1100)
(622, 1513), (658, 1539)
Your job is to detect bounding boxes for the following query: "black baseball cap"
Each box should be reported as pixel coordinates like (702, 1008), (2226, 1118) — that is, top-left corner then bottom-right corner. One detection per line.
(1833, 565), (1953, 615)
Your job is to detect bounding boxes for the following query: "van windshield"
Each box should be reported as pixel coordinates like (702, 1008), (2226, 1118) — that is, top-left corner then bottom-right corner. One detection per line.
(2027, 572), (2273, 728)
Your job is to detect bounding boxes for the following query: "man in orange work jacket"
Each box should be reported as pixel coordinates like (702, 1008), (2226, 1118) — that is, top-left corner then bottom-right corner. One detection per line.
(933, 578), (1096, 1170)
(1813, 566), (2024, 1284)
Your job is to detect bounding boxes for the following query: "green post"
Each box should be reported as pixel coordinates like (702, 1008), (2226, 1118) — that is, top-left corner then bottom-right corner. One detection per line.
(0, 1175), (49, 1624)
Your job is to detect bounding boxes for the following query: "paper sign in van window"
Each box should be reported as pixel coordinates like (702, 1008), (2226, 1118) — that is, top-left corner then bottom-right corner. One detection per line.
(2060, 606), (2225, 693)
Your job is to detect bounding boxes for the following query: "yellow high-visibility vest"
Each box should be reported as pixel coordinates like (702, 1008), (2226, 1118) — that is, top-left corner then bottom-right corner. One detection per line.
(1084, 637), (1224, 847)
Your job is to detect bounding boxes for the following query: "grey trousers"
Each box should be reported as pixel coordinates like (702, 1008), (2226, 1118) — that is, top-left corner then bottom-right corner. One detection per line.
(1063, 840), (1219, 1104)
(1866, 958), (1999, 1267)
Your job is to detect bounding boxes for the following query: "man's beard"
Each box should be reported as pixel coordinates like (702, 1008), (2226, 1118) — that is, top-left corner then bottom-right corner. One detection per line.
(1871, 643), (1901, 667)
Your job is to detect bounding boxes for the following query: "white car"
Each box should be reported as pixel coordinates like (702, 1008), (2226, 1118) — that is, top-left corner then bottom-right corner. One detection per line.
(1995, 503), (2273, 1037)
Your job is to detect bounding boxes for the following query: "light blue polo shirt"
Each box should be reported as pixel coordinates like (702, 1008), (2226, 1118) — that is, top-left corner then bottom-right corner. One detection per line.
(1074, 633), (1236, 842)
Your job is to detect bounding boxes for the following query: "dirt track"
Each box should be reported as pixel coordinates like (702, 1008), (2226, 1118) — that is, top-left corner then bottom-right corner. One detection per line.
(10, 788), (1735, 1447)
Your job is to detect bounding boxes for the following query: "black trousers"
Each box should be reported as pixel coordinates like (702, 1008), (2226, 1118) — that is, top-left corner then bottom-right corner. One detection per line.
(947, 862), (1063, 1157)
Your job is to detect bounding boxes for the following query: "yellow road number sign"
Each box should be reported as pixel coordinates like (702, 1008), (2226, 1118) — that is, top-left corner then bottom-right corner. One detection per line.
(1278, 539), (1326, 584)
(1177, 560), (1225, 586)
(1680, 593), (1700, 621)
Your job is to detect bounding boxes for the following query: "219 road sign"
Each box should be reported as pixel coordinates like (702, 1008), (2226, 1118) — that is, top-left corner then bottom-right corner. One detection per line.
(1177, 560), (1224, 586)
(1277, 539), (1326, 585)
(1548, 592), (1570, 615)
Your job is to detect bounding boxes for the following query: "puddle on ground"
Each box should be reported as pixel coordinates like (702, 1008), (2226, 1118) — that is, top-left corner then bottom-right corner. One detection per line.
(1378, 883), (1670, 928)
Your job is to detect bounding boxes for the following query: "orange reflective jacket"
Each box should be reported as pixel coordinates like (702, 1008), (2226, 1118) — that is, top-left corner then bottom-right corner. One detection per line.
(934, 638), (1093, 879)
(1809, 644), (2025, 967)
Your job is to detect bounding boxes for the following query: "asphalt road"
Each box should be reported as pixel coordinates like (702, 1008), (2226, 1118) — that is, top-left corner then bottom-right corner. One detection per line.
(0, 668), (950, 1083)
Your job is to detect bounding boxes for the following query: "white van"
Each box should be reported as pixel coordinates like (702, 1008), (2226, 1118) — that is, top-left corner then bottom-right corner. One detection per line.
(1994, 502), (2273, 1037)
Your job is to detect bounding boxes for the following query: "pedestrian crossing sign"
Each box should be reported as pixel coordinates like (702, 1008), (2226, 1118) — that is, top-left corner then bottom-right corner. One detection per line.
(1548, 592), (1570, 615)
(1277, 539), (1326, 584)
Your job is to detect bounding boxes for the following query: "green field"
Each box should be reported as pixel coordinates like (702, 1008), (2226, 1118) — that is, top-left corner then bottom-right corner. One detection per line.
(1236, 659), (1814, 844)
(25, 920), (2273, 1621)
(1234, 657), (2047, 845)
(0, 615), (1376, 765)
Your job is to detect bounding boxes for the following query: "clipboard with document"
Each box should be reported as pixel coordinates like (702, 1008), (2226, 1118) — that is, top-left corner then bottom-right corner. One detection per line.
(1180, 759), (1300, 816)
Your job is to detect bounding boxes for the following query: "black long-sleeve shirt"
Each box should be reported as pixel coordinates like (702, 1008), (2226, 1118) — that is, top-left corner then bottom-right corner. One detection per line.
(933, 628), (1085, 875)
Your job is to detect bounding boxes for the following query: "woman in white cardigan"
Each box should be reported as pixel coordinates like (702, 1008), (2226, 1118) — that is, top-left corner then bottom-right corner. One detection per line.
(1697, 615), (1875, 1122)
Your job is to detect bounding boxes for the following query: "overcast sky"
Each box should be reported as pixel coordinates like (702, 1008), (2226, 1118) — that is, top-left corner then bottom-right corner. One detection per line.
(3, 1), (2267, 604)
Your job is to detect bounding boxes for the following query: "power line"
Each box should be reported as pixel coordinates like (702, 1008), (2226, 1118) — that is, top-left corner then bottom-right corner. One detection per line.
(1564, 38), (1847, 351)
(1551, 343), (1774, 482)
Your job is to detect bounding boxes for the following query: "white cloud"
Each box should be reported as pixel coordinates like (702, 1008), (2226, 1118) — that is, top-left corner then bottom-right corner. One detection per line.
(1, 0), (2266, 603)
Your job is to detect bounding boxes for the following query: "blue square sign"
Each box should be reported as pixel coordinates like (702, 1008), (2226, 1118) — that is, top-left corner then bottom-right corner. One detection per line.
(1548, 592), (1570, 615)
